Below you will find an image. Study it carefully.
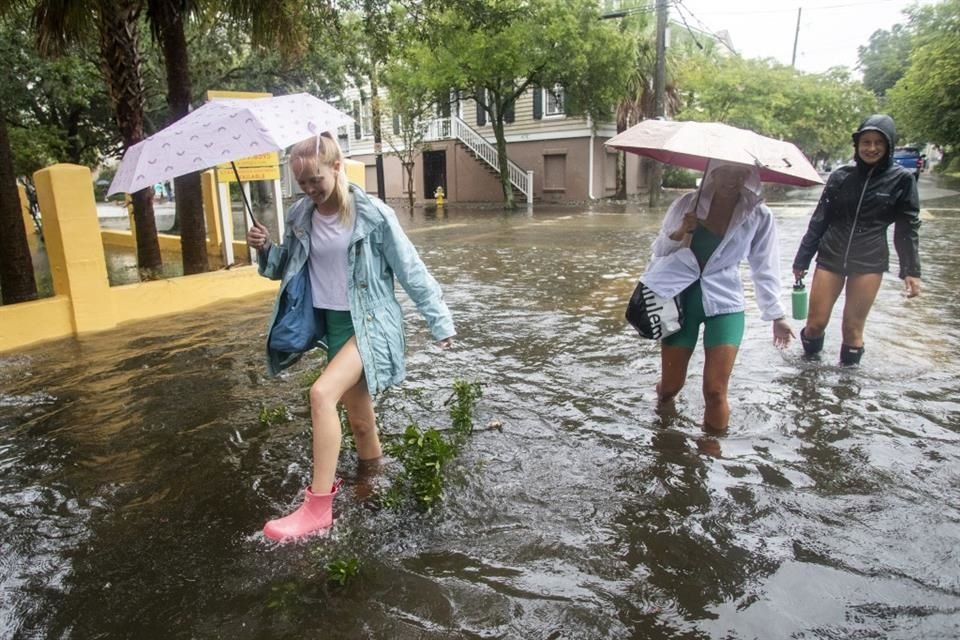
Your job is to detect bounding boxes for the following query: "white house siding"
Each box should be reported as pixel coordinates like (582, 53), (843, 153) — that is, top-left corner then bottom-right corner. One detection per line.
(341, 85), (651, 204)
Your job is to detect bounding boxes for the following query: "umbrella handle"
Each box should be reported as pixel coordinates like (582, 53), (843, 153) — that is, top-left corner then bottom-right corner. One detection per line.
(680, 158), (710, 250)
(231, 161), (259, 227)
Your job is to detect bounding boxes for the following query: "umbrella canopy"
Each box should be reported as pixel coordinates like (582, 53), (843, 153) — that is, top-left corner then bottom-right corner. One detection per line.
(107, 93), (354, 196)
(605, 119), (823, 187)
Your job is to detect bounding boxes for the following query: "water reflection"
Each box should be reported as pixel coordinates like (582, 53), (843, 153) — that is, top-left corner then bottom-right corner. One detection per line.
(3, 181), (960, 638)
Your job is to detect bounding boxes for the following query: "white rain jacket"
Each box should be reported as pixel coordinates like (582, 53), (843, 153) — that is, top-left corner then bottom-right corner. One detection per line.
(641, 163), (786, 322)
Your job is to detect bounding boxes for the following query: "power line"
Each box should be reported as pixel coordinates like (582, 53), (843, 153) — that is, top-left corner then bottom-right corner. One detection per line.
(672, 0), (740, 56)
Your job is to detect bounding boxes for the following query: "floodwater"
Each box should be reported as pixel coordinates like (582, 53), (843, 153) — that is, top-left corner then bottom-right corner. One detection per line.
(2, 177), (959, 639)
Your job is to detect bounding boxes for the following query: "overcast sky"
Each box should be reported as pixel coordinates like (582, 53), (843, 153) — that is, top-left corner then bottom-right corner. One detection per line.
(672, 0), (936, 75)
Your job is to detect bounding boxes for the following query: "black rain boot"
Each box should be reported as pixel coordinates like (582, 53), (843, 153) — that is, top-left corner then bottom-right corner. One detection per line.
(800, 328), (824, 356)
(840, 343), (864, 366)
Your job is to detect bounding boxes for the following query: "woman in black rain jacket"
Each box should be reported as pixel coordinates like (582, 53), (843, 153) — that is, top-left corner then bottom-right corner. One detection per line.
(792, 114), (921, 365)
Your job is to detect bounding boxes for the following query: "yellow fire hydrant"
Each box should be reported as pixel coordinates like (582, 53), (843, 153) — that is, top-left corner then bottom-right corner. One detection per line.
(434, 186), (445, 207)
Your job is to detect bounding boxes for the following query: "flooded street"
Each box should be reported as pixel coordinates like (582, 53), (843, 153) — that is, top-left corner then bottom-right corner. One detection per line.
(2, 176), (959, 639)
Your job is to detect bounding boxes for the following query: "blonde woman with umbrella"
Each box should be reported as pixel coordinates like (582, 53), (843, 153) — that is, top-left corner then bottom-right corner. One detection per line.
(247, 133), (455, 541)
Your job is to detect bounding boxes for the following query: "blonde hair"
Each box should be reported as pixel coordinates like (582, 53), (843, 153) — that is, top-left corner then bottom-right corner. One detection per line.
(289, 132), (351, 224)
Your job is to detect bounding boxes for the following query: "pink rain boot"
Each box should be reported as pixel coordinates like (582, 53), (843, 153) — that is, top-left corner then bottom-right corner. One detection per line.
(263, 479), (343, 542)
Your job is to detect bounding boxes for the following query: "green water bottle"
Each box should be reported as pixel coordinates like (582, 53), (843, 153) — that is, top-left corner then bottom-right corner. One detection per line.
(792, 277), (808, 321)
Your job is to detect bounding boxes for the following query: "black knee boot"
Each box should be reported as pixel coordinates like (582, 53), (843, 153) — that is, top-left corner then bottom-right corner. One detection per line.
(840, 343), (864, 366)
(800, 328), (824, 355)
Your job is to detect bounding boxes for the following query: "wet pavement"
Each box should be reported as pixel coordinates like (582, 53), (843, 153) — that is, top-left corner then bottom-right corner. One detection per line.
(2, 174), (959, 639)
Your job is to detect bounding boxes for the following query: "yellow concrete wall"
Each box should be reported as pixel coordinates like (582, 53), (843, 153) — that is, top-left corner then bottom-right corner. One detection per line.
(34, 164), (113, 332)
(99, 228), (249, 260)
(100, 170), (246, 260)
(2, 164), (280, 354)
(17, 184), (40, 253)
(109, 267), (277, 323)
(344, 158), (365, 188)
(0, 296), (74, 351)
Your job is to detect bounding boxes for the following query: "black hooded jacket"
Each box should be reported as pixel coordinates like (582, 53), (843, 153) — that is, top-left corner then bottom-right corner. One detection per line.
(793, 114), (921, 278)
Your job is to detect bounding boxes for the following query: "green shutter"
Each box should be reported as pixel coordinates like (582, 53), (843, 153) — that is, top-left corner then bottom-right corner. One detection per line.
(476, 88), (486, 126)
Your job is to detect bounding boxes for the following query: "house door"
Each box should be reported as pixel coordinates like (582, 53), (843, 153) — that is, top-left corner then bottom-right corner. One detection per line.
(423, 150), (446, 200)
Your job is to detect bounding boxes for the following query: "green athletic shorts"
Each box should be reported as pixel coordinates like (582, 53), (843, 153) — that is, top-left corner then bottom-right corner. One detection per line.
(662, 280), (745, 349)
(314, 308), (355, 361)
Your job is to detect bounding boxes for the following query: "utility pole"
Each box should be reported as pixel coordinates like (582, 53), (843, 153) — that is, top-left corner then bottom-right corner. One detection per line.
(791, 7), (802, 67)
(649, 0), (668, 206)
(653, 0), (667, 118)
(371, 64), (386, 201)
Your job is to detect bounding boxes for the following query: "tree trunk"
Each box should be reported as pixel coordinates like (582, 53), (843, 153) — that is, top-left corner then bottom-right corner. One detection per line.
(152, 0), (208, 274)
(490, 103), (515, 210)
(403, 159), (415, 209)
(614, 121), (627, 200)
(98, 0), (163, 278)
(0, 115), (38, 305)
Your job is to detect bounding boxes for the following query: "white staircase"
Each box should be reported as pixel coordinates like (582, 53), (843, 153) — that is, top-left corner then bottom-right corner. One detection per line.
(425, 116), (534, 203)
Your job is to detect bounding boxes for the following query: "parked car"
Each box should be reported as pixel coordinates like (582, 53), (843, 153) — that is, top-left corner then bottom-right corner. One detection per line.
(893, 146), (923, 179)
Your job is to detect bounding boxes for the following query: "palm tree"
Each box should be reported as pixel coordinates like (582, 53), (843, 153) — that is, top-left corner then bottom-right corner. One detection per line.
(31, 0), (163, 277)
(613, 17), (679, 200)
(146, 0), (310, 274)
(147, 0), (207, 274)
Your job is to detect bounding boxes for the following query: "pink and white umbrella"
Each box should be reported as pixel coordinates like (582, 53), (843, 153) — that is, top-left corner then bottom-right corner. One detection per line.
(107, 93), (354, 197)
(605, 119), (823, 187)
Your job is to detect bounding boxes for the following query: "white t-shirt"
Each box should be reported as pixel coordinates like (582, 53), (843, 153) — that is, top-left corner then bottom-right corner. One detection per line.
(308, 202), (354, 311)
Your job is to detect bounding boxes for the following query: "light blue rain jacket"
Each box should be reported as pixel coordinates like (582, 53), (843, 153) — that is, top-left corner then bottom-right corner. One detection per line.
(257, 185), (455, 394)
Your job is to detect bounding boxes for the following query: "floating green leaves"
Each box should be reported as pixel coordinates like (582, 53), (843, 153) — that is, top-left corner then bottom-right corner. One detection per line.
(383, 379), (483, 512)
(258, 403), (292, 427)
(326, 557), (361, 587)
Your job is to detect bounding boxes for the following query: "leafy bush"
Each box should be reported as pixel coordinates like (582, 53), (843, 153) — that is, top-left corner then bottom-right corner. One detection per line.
(662, 166), (700, 189)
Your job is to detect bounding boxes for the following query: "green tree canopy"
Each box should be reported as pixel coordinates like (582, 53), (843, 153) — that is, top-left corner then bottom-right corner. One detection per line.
(887, 0), (960, 149)
(677, 53), (877, 164)
(395, 0), (633, 208)
(858, 23), (913, 98)
(0, 8), (116, 177)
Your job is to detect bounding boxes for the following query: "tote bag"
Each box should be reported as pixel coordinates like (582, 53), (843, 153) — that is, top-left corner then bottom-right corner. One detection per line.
(625, 280), (684, 340)
(625, 236), (698, 341)
(269, 266), (317, 353)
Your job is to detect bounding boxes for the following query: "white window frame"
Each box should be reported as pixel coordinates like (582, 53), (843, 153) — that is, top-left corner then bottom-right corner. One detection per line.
(544, 84), (565, 117)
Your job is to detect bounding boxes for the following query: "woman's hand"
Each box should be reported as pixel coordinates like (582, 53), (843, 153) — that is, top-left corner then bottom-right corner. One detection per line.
(436, 337), (455, 349)
(793, 268), (807, 282)
(668, 213), (698, 241)
(772, 317), (795, 349)
(903, 276), (921, 298)
(246, 221), (271, 251)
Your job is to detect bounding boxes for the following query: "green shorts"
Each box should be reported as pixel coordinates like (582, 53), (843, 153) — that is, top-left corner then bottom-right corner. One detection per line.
(662, 281), (745, 349)
(314, 309), (355, 361)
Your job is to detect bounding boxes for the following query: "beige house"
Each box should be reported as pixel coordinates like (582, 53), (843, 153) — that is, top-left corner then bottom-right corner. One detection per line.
(337, 86), (650, 205)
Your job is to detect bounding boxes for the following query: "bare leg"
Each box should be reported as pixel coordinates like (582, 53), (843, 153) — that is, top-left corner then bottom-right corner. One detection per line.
(702, 344), (738, 432)
(341, 377), (382, 461)
(805, 267), (846, 338)
(840, 273), (883, 347)
(309, 337), (364, 491)
(658, 344), (694, 403)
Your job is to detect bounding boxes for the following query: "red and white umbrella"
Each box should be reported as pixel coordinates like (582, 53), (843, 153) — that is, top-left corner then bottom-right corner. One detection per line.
(605, 119), (823, 187)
